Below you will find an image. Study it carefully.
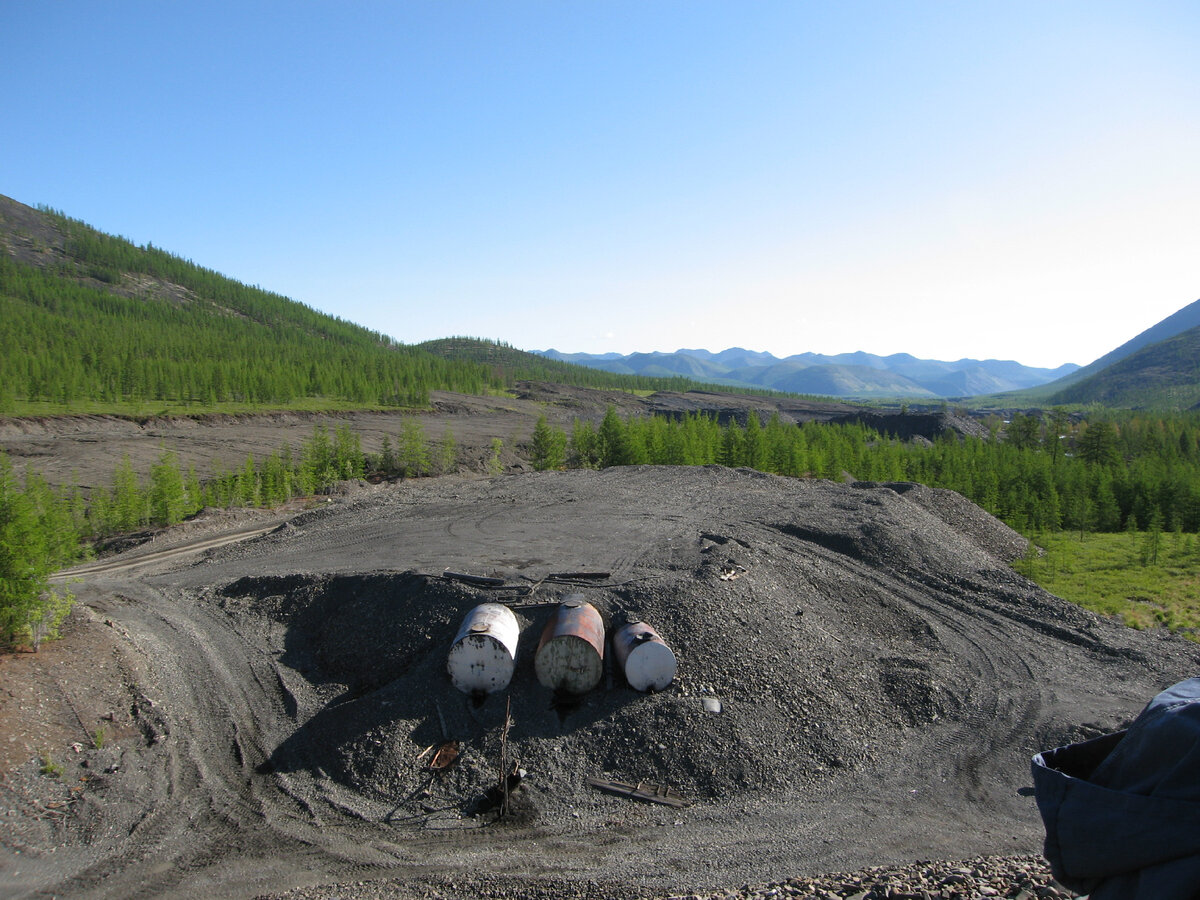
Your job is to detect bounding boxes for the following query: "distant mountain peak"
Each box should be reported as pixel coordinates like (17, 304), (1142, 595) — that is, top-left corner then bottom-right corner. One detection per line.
(530, 347), (1078, 400)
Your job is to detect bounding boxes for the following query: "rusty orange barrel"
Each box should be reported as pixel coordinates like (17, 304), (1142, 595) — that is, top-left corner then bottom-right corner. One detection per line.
(534, 596), (605, 694)
(613, 621), (676, 691)
(447, 603), (520, 695)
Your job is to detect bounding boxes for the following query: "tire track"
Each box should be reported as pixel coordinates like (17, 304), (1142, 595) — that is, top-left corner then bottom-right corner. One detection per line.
(51, 524), (278, 581)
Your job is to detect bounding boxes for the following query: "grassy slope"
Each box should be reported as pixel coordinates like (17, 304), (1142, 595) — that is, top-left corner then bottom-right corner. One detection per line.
(1017, 530), (1200, 638)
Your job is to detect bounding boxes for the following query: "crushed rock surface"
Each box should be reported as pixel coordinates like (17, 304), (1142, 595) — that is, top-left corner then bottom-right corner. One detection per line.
(262, 853), (1074, 899)
(4, 466), (1197, 899)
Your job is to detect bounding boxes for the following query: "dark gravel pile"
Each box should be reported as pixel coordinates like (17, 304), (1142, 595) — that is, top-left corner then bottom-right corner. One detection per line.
(18, 466), (1197, 899)
(196, 466), (1196, 894)
(692, 854), (1076, 899)
(209, 468), (1058, 823)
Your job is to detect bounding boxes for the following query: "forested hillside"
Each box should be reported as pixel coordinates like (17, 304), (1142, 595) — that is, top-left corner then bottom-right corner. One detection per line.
(1047, 297), (1200, 391)
(0, 197), (746, 414)
(1047, 325), (1200, 410)
(1006, 298), (1200, 409)
(0, 200), (500, 411)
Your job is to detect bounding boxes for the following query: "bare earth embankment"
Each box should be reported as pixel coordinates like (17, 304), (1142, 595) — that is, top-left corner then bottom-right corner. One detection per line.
(2, 394), (1197, 899)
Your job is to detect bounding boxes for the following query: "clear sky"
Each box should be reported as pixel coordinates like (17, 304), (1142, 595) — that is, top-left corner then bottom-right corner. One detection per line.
(3, 2), (1198, 369)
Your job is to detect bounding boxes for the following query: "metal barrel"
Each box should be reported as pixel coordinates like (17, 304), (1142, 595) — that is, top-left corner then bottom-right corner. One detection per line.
(534, 596), (605, 694)
(447, 603), (520, 695)
(612, 621), (676, 692)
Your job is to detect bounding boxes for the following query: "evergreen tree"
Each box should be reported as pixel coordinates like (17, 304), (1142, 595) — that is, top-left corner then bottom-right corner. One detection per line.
(743, 413), (765, 470)
(302, 425), (337, 492)
(1048, 408), (1071, 463)
(378, 435), (398, 476)
(570, 420), (600, 469)
(1005, 413), (1042, 450)
(0, 453), (75, 649)
(259, 452), (288, 505)
(597, 406), (630, 468)
(333, 424), (364, 480)
(397, 420), (430, 478)
(1077, 420), (1121, 466)
(487, 438), (505, 476)
(111, 455), (146, 531)
(434, 426), (458, 476)
(531, 415), (567, 471)
(149, 448), (187, 525)
(238, 454), (259, 506)
(719, 423), (744, 468)
(185, 464), (203, 515)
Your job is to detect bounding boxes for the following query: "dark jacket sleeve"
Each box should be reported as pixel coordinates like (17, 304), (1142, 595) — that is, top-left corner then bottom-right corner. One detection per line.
(1032, 677), (1200, 900)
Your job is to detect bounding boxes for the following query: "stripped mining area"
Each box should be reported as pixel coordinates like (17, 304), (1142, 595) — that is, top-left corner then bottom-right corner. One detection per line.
(4, 465), (1198, 899)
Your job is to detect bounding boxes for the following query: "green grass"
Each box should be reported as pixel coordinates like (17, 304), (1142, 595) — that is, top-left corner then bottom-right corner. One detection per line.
(1016, 530), (1200, 637)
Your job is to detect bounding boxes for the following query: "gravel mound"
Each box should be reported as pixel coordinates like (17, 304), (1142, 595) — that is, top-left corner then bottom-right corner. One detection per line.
(18, 466), (1198, 898)
(195, 468), (1195, 879)
(211, 468), (1049, 820)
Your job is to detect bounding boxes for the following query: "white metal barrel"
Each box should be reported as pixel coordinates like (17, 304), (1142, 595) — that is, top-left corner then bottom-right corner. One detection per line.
(534, 597), (605, 694)
(613, 621), (676, 691)
(447, 603), (520, 695)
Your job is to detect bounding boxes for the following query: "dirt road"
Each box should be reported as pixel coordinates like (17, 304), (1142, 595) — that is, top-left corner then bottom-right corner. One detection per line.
(3, 464), (1196, 899)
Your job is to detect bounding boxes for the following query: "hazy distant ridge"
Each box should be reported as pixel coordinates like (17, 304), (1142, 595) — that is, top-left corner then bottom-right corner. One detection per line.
(535, 348), (1078, 399)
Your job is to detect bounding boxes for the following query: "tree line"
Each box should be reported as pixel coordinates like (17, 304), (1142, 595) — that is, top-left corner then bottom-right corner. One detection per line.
(6, 408), (1198, 649)
(0, 454), (77, 649)
(2, 422), (397, 647)
(529, 408), (1200, 535)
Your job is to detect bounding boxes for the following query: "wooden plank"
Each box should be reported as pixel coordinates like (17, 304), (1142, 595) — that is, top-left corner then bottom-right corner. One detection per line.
(442, 570), (506, 587)
(586, 776), (690, 808)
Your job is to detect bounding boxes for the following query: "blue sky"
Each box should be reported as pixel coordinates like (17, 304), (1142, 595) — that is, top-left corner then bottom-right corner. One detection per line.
(3, 2), (1198, 369)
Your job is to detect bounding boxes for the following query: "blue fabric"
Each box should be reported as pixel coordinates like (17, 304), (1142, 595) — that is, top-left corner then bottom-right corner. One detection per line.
(1032, 676), (1200, 900)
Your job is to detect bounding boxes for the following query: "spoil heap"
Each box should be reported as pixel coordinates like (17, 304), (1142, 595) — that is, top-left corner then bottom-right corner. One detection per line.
(18, 466), (1196, 899)
(205, 467), (1193, 838)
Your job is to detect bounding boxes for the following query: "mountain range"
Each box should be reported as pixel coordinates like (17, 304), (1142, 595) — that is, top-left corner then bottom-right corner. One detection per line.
(535, 347), (1080, 400)
(2, 192), (1197, 411)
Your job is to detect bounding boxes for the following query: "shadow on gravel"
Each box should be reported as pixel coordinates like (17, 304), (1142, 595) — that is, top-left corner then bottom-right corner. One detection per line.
(220, 573), (655, 808)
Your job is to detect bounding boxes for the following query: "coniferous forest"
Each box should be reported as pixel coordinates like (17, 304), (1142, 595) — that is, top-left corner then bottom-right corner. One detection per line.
(537, 408), (1200, 536)
(0, 208), (754, 413)
(0, 218), (494, 410)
